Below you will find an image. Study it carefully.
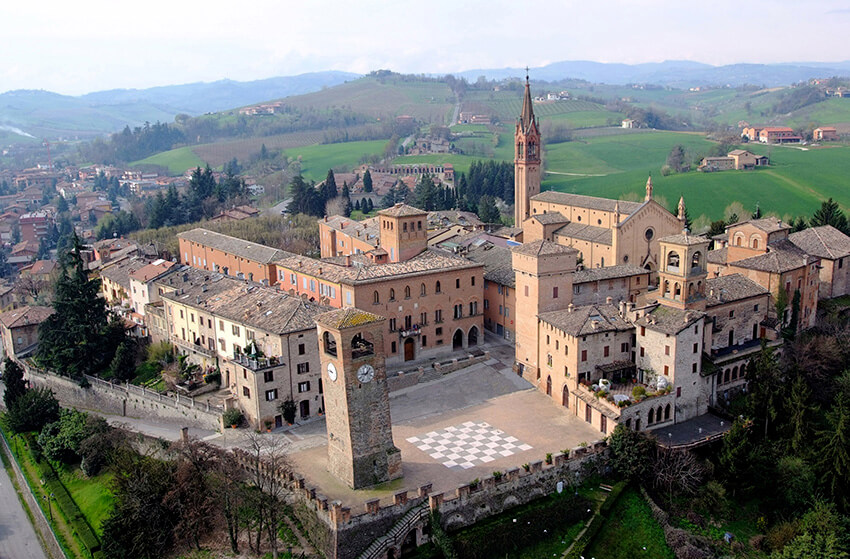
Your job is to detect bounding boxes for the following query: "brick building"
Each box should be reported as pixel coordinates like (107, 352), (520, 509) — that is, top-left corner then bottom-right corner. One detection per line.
(177, 228), (287, 285)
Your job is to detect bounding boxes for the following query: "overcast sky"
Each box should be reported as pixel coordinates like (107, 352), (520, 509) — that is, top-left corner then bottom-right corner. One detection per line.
(3, 0), (849, 95)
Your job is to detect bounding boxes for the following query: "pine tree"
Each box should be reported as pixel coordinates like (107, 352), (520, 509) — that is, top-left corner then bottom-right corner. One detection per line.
(811, 198), (849, 235)
(363, 170), (373, 193)
(2, 357), (27, 409)
(816, 395), (850, 509)
(413, 175), (439, 211)
(322, 169), (338, 202)
(477, 195), (501, 224)
(36, 235), (126, 380)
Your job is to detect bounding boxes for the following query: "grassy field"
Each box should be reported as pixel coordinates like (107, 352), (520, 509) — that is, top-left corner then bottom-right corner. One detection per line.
(284, 139), (388, 181)
(132, 145), (204, 174)
(585, 486), (674, 559)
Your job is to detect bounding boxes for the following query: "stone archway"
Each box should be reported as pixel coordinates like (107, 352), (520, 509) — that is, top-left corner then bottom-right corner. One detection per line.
(452, 329), (464, 350)
(468, 325), (479, 347)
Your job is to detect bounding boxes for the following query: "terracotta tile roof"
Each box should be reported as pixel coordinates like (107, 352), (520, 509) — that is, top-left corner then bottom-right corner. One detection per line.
(707, 247), (727, 266)
(321, 215), (379, 247)
(377, 203), (428, 218)
(658, 233), (709, 246)
(729, 239), (812, 274)
(573, 265), (648, 284)
(428, 210), (484, 228)
(554, 222), (613, 245)
(539, 303), (632, 337)
(343, 248), (482, 284)
(705, 274), (768, 307)
(636, 304), (705, 336)
(129, 260), (176, 283)
(734, 217), (788, 234)
(177, 228), (287, 264)
(531, 191), (643, 214)
(160, 268), (330, 335)
(100, 256), (146, 289)
(512, 239), (578, 257)
(315, 307), (385, 330)
(789, 225), (850, 260)
(463, 244), (515, 287)
(529, 212), (569, 225)
(0, 305), (53, 329)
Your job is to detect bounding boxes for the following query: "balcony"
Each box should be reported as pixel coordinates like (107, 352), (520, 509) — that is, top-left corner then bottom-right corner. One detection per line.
(171, 335), (216, 358)
(230, 353), (282, 372)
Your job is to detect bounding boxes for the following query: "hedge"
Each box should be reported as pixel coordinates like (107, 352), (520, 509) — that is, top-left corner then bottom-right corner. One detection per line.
(452, 492), (591, 559)
(565, 481), (627, 559)
(23, 433), (102, 555)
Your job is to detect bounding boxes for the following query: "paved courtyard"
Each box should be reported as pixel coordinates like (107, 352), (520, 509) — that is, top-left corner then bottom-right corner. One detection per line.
(287, 344), (602, 507)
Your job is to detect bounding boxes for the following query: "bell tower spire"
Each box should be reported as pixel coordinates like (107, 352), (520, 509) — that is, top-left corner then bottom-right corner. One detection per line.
(514, 70), (542, 226)
(645, 174), (653, 201)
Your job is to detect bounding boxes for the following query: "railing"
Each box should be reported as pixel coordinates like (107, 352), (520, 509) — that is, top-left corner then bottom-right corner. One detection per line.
(84, 373), (224, 412)
(231, 353), (281, 371)
(171, 335), (216, 358)
(358, 502), (430, 559)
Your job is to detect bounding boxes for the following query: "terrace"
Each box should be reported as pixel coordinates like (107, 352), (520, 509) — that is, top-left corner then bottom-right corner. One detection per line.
(231, 353), (283, 372)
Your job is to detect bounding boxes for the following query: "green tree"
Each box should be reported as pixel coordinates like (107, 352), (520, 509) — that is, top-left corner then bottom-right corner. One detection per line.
(413, 174), (439, 211)
(363, 169), (373, 193)
(2, 357), (27, 409)
(786, 373), (816, 455)
(37, 408), (92, 463)
(110, 341), (137, 381)
(6, 387), (60, 434)
(321, 169), (338, 202)
(608, 424), (655, 480)
(746, 341), (784, 438)
(37, 235), (126, 379)
(719, 419), (753, 492)
(477, 195), (501, 224)
(816, 396), (850, 509)
(810, 198), (850, 235)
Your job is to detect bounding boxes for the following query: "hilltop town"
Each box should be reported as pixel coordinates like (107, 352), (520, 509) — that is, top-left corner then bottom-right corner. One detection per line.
(1, 73), (850, 559)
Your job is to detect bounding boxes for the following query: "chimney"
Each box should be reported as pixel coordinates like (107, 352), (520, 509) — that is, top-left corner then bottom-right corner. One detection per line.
(606, 296), (613, 305)
(324, 216), (328, 222)
(567, 303), (575, 313)
(318, 267), (323, 275)
(591, 320), (599, 330)
(345, 255), (351, 267)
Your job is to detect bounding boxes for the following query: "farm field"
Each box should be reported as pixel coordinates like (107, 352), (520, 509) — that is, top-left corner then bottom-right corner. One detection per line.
(132, 145), (204, 174)
(539, 131), (850, 221)
(283, 139), (388, 182)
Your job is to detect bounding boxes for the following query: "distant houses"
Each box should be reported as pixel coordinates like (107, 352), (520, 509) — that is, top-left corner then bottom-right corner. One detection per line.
(699, 149), (768, 172)
(813, 127), (839, 141)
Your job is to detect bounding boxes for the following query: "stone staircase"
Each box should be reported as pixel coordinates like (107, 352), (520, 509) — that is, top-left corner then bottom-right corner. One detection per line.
(358, 502), (430, 559)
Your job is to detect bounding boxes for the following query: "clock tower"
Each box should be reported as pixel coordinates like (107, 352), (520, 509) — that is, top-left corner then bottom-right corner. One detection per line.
(316, 307), (402, 489)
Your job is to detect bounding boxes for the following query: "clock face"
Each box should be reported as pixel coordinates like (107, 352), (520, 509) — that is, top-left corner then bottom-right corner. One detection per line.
(357, 364), (375, 383)
(326, 362), (338, 382)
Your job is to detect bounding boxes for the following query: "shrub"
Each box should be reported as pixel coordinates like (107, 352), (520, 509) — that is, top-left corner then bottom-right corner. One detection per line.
(492, 471), (502, 481)
(545, 453), (553, 464)
(632, 385), (647, 399)
(766, 520), (800, 552)
(6, 387), (60, 434)
(222, 408), (243, 427)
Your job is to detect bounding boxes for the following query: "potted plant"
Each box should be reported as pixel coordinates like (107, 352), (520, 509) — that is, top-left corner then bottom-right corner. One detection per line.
(279, 398), (297, 425)
(223, 408), (243, 428)
(545, 453), (553, 465)
(264, 420), (272, 432)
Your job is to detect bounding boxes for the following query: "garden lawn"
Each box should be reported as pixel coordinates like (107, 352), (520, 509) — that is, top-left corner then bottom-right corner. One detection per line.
(585, 486), (674, 559)
(55, 462), (114, 536)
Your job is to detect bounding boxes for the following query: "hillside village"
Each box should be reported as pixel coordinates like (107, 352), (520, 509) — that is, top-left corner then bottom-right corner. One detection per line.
(2, 68), (850, 559)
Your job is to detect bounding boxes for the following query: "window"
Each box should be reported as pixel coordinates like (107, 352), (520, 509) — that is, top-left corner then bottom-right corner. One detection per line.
(435, 309), (443, 323)
(484, 299), (489, 310)
(310, 279), (316, 292)
(505, 308), (510, 318)
(471, 276), (476, 286)
(247, 330), (255, 340)
(436, 327), (442, 336)
(664, 365), (669, 376)
(693, 343), (699, 353)
(190, 313), (194, 323)
(298, 343), (305, 355)
(547, 354), (553, 367)
(422, 335), (427, 347)
(525, 285), (529, 297)
(456, 278), (460, 289)
(296, 362), (310, 374)
(676, 386), (682, 397)
(264, 370), (274, 383)
(404, 315), (412, 329)
(290, 273), (296, 284)
(603, 346), (610, 357)
(640, 347), (645, 357)
(389, 289), (395, 301)
(573, 285), (580, 295)
(391, 341), (397, 353)
(265, 389), (278, 401)
(389, 318), (397, 331)
(621, 342), (629, 353)
(242, 387), (251, 398)
(469, 301), (478, 315)
(404, 286), (411, 299)
(665, 345), (670, 356)
(553, 286), (559, 299)
(420, 312), (427, 325)
(179, 309), (184, 319)
(581, 350), (587, 362)
(453, 304), (463, 319)
(420, 283), (426, 296)
(373, 291), (380, 304)
(692, 363), (698, 373)
(232, 325), (240, 336)
(219, 320), (224, 331)
(436, 281), (441, 293)
(298, 382), (310, 393)
(729, 310), (735, 318)
(753, 304), (759, 312)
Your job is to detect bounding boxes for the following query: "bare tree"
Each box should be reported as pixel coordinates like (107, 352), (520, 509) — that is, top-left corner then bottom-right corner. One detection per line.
(244, 433), (292, 559)
(207, 446), (246, 554)
(165, 439), (219, 550)
(325, 196), (349, 217)
(653, 448), (705, 505)
(14, 274), (50, 303)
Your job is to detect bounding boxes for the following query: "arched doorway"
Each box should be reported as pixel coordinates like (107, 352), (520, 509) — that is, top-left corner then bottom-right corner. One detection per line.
(468, 325), (479, 347)
(452, 329), (464, 350)
(562, 385), (569, 407)
(403, 337), (415, 362)
(546, 375), (552, 396)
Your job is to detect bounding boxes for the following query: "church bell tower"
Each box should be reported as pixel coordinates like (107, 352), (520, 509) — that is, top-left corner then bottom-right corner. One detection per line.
(514, 72), (542, 226)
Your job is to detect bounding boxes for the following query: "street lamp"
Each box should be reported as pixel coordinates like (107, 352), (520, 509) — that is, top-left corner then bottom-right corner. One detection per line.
(42, 492), (54, 521)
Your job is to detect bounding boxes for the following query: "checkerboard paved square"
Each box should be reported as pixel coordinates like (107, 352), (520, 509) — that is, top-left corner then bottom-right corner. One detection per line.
(406, 421), (533, 470)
